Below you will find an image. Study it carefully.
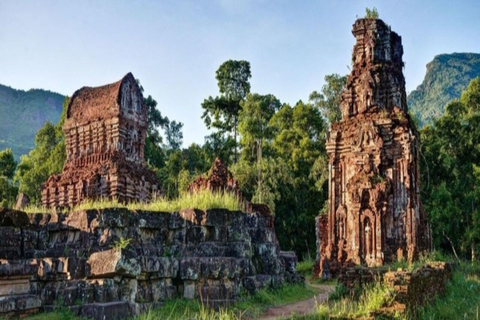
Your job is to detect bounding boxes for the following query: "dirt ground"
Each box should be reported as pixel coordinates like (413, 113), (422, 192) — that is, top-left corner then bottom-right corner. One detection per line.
(258, 283), (335, 320)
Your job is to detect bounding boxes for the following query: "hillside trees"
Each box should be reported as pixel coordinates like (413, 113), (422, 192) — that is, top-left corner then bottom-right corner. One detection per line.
(14, 98), (68, 204)
(421, 77), (480, 260)
(0, 148), (18, 207)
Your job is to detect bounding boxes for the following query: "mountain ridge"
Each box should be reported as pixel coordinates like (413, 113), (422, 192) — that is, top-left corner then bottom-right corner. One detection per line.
(0, 83), (65, 158)
(408, 52), (480, 127)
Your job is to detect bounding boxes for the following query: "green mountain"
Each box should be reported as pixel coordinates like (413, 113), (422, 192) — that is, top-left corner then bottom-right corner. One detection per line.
(0, 84), (64, 158)
(408, 53), (480, 127)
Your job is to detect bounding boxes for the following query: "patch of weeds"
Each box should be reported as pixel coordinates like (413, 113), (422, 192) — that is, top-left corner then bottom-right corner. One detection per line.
(328, 283), (347, 301)
(112, 237), (132, 250)
(296, 258), (314, 277)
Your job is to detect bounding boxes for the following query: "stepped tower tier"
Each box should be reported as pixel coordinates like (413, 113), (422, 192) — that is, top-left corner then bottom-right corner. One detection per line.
(315, 19), (431, 277)
(42, 73), (161, 208)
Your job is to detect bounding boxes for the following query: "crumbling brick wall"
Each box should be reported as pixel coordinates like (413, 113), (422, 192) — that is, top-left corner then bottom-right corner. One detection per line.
(42, 73), (160, 209)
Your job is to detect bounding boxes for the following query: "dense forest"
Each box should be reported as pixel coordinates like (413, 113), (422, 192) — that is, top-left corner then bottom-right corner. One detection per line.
(1, 59), (479, 261)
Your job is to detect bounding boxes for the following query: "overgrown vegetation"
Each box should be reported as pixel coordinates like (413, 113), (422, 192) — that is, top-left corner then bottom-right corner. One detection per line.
(310, 280), (395, 319)
(365, 7), (379, 19)
(418, 269), (480, 320)
(296, 258), (314, 277)
(22, 189), (243, 214)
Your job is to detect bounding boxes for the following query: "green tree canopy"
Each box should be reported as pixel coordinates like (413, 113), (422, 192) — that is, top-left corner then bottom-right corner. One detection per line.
(202, 60), (252, 162)
(309, 73), (347, 124)
(0, 148), (18, 207)
(421, 77), (480, 260)
(0, 148), (16, 179)
(15, 98), (68, 204)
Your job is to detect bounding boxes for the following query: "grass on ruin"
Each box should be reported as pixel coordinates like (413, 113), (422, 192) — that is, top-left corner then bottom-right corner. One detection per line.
(22, 189), (243, 214)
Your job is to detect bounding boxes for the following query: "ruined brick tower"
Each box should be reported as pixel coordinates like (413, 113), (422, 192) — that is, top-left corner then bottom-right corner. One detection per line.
(315, 19), (430, 276)
(42, 73), (160, 208)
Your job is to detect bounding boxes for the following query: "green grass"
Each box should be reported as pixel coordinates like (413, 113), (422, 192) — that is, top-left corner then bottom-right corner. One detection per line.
(22, 190), (243, 214)
(297, 258), (314, 277)
(418, 266), (480, 320)
(290, 280), (396, 320)
(134, 284), (316, 320)
(21, 284), (315, 320)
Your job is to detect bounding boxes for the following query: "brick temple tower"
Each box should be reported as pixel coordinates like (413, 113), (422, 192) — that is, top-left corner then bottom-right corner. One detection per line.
(315, 19), (430, 276)
(42, 73), (160, 208)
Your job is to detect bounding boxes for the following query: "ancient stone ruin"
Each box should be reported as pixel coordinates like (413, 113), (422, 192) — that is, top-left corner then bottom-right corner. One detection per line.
(315, 18), (431, 277)
(0, 206), (301, 319)
(188, 158), (241, 196)
(188, 158), (271, 215)
(42, 73), (160, 208)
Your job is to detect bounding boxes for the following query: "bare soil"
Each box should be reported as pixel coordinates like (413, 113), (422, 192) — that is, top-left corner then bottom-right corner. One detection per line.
(258, 283), (335, 320)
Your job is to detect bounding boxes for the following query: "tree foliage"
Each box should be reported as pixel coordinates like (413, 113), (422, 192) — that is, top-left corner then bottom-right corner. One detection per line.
(202, 60), (252, 162)
(0, 148), (18, 207)
(309, 74), (347, 124)
(14, 98), (68, 204)
(420, 77), (480, 260)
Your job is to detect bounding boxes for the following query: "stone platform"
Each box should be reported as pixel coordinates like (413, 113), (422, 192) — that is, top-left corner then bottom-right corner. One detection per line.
(0, 208), (302, 319)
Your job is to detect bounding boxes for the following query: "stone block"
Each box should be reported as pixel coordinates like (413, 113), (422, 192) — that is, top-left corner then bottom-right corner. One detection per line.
(87, 249), (141, 277)
(80, 301), (132, 320)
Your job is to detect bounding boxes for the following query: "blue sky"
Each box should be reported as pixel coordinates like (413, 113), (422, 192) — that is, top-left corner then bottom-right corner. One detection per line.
(1, 0), (480, 147)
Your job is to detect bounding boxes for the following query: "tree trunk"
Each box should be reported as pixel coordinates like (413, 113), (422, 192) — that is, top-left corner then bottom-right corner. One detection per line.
(472, 242), (476, 263)
(234, 115), (238, 163)
(257, 139), (262, 203)
(443, 232), (461, 263)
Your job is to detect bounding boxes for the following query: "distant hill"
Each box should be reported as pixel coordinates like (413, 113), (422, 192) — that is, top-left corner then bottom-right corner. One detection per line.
(0, 84), (64, 158)
(408, 53), (480, 127)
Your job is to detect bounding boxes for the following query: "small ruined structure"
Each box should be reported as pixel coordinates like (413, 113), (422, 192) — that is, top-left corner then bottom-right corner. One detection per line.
(315, 19), (430, 276)
(188, 158), (271, 215)
(188, 158), (240, 195)
(42, 73), (160, 208)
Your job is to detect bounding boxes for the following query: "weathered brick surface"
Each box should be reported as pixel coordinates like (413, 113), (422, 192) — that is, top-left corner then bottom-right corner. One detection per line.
(316, 18), (431, 276)
(41, 73), (161, 209)
(0, 208), (302, 319)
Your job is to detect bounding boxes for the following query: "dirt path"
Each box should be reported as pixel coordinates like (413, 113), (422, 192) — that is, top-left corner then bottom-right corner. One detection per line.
(259, 283), (335, 320)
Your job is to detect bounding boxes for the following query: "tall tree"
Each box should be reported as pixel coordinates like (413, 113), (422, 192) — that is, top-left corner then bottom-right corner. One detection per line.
(309, 73), (347, 124)
(202, 60), (252, 162)
(165, 120), (184, 151)
(0, 148), (16, 179)
(237, 93), (280, 203)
